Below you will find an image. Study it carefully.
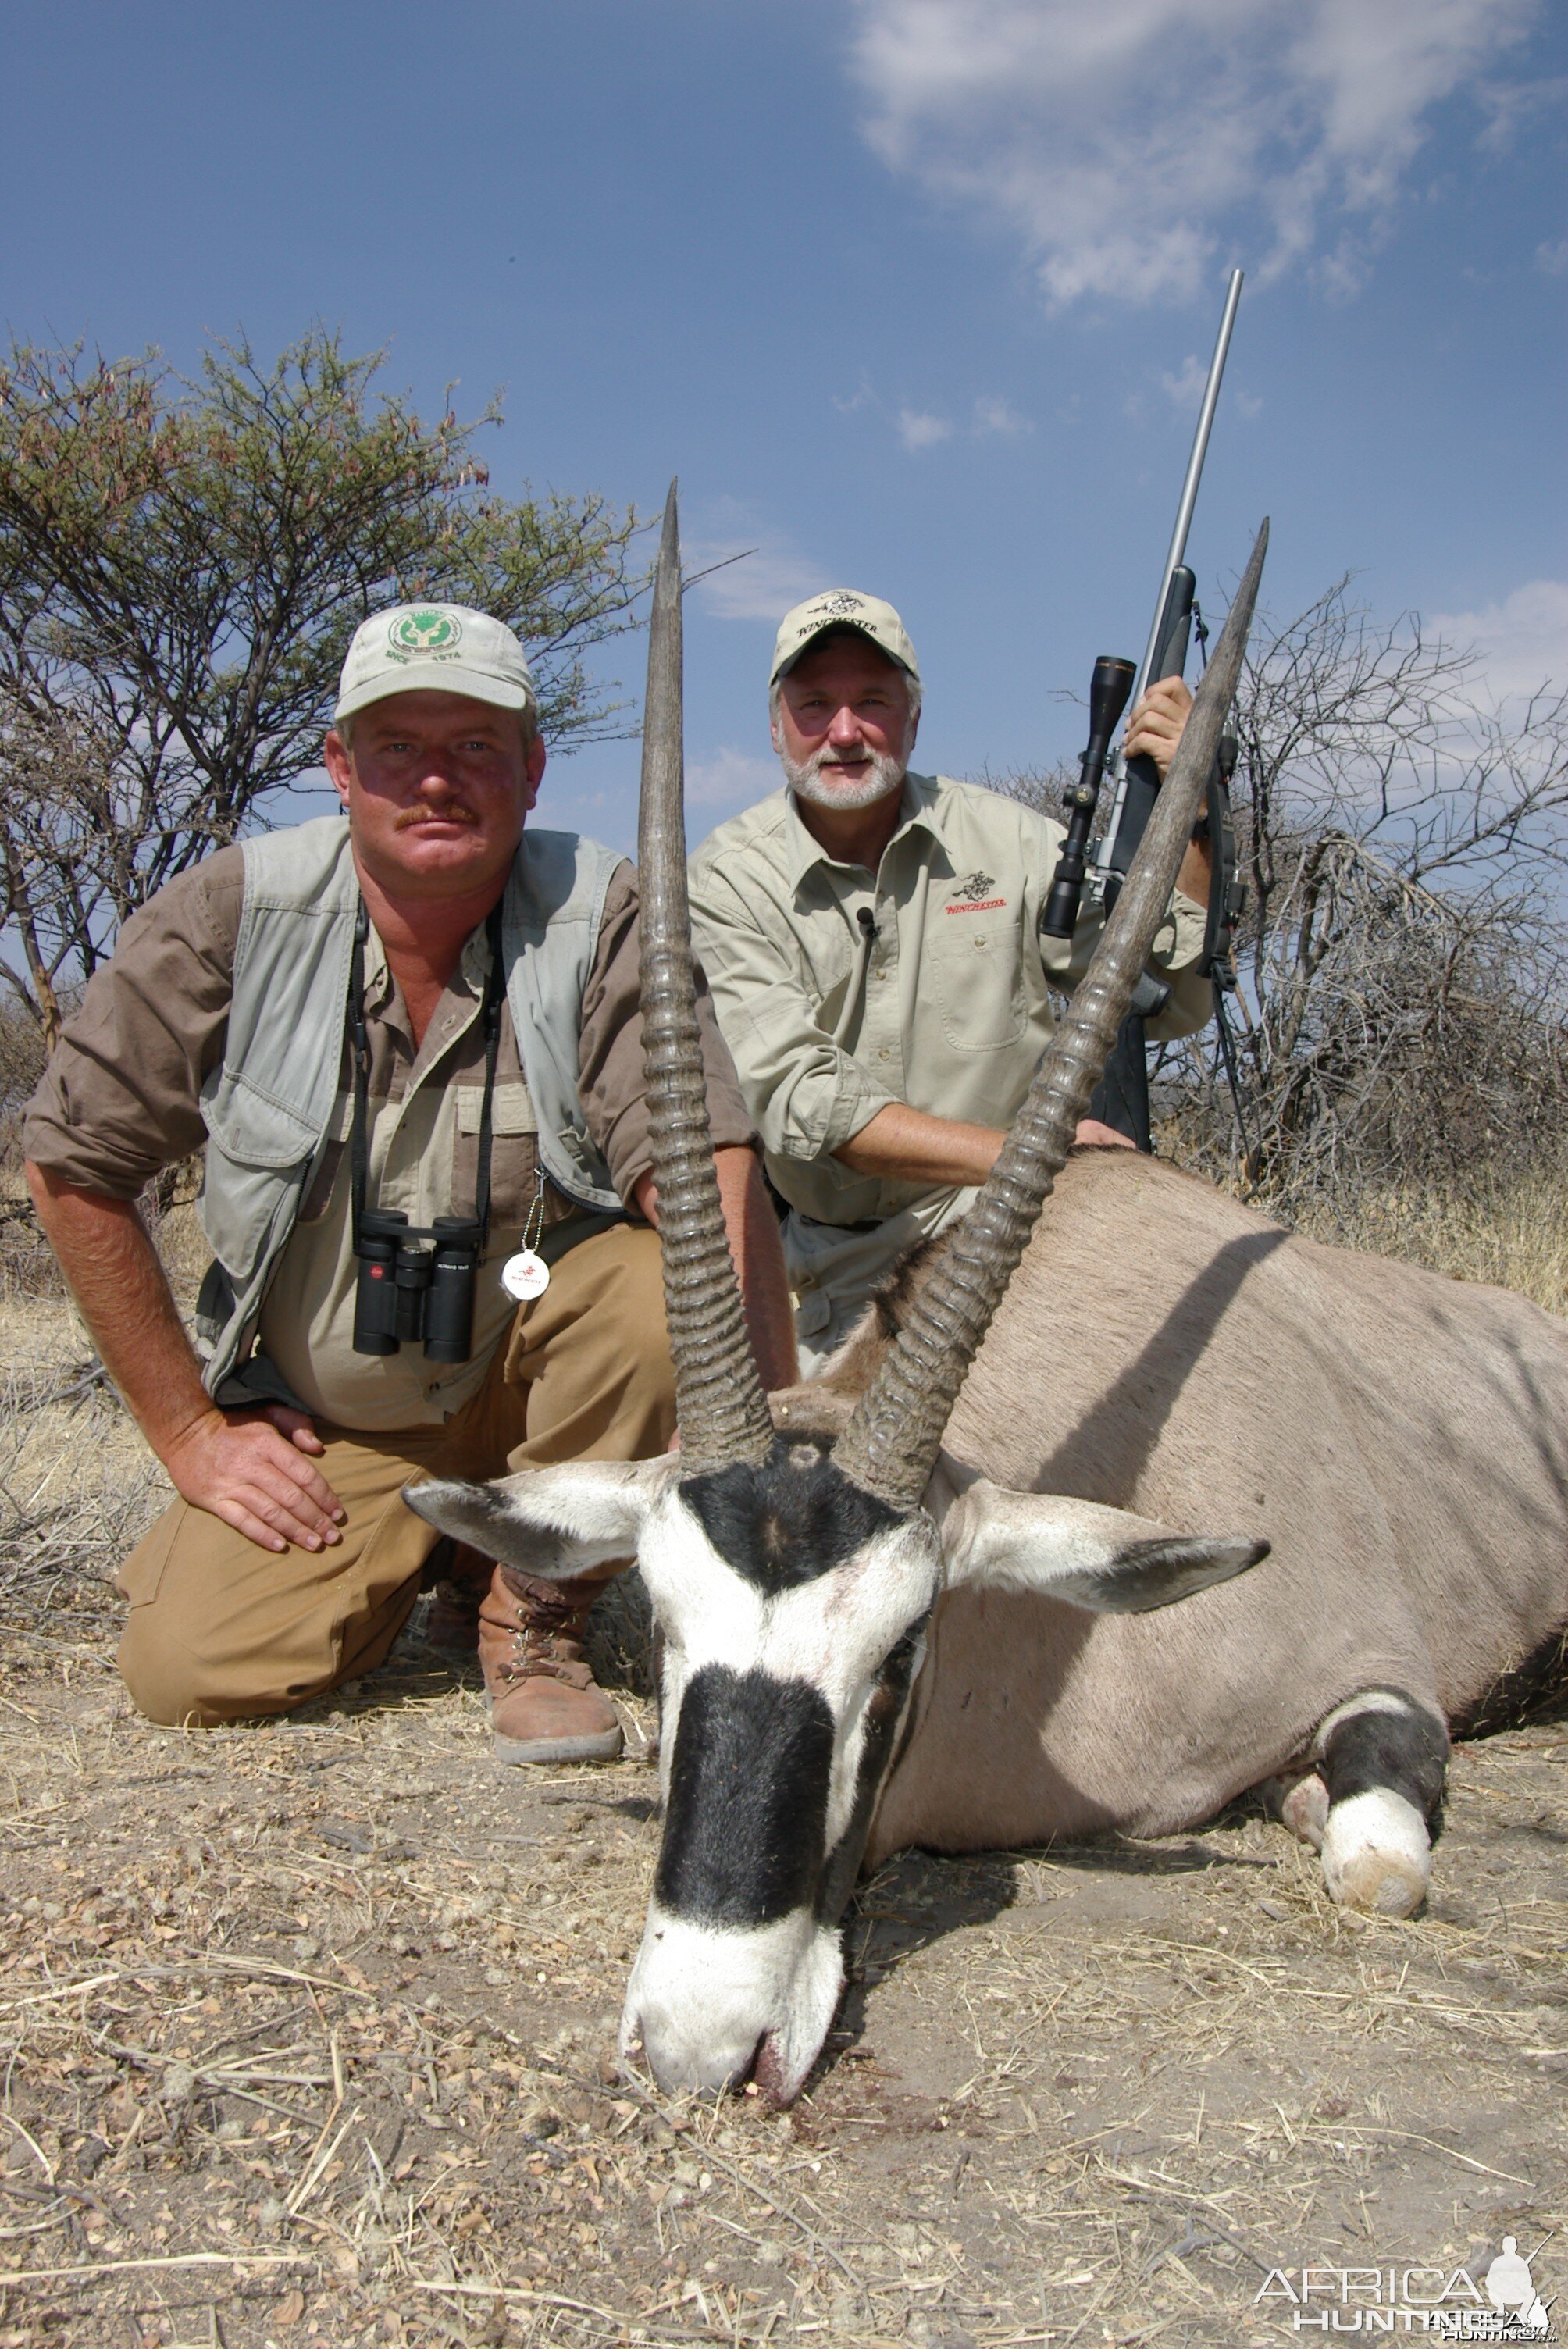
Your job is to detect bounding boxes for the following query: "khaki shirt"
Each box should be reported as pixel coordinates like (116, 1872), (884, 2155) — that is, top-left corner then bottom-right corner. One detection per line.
(24, 846), (753, 1429)
(689, 772), (1211, 1360)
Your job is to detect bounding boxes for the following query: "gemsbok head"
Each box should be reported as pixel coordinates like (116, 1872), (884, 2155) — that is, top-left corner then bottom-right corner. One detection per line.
(408, 487), (1272, 2102)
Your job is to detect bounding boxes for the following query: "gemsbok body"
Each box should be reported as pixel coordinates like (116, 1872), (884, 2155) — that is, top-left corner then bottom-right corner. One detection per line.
(408, 492), (1568, 2105)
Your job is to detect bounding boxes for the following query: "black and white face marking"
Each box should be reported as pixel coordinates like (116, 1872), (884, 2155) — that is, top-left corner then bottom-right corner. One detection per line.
(657, 1666), (836, 1927)
(622, 1440), (941, 2101)
(404, 1451), (1267, 2099)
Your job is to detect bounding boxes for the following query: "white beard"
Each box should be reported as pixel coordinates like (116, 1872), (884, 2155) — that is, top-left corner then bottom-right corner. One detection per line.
(781, 740), (907, 813)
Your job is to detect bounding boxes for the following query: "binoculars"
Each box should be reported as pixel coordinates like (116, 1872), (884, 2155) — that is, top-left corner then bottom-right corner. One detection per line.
(352, 1208), (483, 1363)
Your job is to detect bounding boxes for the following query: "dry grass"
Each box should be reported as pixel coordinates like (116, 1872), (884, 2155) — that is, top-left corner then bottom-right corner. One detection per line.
(4, 1657), (1563, 2348)
(0, 1178), (1566, 2343)
(1284, 1162), (1568, 1317)
(0, 1292), (169, 1649)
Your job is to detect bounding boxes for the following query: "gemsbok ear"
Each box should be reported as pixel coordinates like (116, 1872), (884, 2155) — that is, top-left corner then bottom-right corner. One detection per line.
(401, 1457), (674, 1577)
(938, 1479), (1268, 1614)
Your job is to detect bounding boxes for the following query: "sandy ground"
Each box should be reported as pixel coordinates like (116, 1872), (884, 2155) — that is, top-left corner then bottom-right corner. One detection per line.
(1, 1235), (1566, 2348)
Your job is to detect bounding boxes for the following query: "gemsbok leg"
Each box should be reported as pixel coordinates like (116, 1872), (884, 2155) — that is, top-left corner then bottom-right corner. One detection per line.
(1274, 1688), (1448, 1919)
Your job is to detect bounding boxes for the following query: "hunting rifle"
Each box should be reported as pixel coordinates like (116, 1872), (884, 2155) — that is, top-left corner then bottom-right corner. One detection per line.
(1042, 266), (1247, 1151)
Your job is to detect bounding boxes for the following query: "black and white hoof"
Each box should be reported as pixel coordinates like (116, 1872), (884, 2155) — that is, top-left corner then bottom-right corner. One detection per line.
(1271, 1689), (1447, 1919)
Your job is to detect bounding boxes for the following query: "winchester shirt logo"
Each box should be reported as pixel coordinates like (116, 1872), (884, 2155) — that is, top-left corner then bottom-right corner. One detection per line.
(946, 868), (1006, 914)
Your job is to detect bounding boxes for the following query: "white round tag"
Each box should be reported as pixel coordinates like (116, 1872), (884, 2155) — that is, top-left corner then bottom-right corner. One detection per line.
(501, 1249), (551, 1303)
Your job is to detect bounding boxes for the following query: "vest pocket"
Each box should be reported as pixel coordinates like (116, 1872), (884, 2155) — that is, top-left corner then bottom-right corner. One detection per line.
(202, 1067), (323, 1169)
(198, 1073), (319, 1281)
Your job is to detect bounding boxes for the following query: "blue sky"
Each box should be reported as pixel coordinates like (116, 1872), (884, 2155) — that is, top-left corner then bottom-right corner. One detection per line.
(3, 0), (1564, 853)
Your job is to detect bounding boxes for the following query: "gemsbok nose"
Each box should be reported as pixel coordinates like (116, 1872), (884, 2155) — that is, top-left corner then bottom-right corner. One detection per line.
(622, 1906), (847, 2103)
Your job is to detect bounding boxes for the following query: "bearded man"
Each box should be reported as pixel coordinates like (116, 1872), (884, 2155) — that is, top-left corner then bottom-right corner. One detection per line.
(25, 605), (795, 1759)
(687, 590), (1213, 1372)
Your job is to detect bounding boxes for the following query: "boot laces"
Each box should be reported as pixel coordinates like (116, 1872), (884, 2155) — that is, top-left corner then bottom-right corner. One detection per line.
(495, 1579), (595, 1687)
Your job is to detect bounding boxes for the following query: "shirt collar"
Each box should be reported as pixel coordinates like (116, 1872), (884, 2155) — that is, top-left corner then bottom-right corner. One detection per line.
(359, 915), (491, 1038)
(781, 770), (946, 891)
(458, 921), (492, 996)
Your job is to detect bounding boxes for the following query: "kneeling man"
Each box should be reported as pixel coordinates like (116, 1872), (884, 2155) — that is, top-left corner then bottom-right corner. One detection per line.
(689, 591), (1213, 1371)
(25, 606), (793, 1759)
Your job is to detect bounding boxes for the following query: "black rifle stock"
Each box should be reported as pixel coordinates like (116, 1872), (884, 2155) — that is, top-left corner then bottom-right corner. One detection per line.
(1046, 268), (1243, 1149)
(1085, 564), (1196, 1145)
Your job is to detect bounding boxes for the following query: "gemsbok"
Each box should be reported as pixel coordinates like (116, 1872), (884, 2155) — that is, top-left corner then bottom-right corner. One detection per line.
(408, 490), (1568, 2104)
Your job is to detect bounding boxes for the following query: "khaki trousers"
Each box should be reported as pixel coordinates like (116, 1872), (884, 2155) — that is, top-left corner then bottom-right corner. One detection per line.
(117, 1225), (672, 1728)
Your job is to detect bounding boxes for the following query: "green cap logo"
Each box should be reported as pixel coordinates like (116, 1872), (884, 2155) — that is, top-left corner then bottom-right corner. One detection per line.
(388, 608), (463, 659)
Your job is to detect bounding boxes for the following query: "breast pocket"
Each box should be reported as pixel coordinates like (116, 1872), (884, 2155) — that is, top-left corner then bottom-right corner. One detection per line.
(928, 917), (1027, 1052)
(454, 1080), (538, 1222)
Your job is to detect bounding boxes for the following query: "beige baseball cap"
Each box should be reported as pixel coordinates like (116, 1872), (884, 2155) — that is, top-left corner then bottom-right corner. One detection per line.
(334, 603), (536, 725)
(769, 590), (920, 687)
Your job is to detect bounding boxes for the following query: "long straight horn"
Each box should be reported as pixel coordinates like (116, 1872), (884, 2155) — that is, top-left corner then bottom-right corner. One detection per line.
(638, 482), (775, 1474)
(832, 521), (1270, 1510)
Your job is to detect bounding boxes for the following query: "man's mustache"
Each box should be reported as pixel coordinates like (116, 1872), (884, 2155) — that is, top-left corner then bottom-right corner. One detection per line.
(395, 802), (479, 829)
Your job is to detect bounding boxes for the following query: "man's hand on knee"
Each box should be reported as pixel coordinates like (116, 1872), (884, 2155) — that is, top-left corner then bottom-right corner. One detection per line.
(162, 1403), (347, 1555)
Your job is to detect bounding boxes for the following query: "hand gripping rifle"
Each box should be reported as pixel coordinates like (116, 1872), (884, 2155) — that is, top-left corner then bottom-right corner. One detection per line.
(1042, 267), (1245, 1150)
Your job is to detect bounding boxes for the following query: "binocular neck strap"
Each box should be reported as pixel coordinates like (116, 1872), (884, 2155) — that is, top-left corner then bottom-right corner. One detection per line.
(472, 904), (506, 1241)
(348, 898), (508, 1253)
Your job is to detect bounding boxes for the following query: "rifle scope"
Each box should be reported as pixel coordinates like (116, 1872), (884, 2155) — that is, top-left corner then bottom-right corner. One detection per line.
(1042, 654), (1136, 939)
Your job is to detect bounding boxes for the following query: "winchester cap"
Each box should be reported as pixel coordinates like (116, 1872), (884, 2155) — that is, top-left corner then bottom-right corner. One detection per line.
(769, 590), (920, 687)
(334, 603), (536, 725)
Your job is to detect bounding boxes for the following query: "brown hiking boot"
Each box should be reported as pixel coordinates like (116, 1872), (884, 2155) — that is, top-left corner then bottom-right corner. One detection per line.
(422, 1539), (493, 1656)
(479, 1562), (625, 1765)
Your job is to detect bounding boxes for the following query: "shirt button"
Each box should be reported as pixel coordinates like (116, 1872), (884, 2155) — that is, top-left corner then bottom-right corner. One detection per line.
(877, 1048), (891, 1062)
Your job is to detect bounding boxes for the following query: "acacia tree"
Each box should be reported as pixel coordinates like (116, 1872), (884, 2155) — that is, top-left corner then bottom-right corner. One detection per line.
(0, 330), (640, 1044)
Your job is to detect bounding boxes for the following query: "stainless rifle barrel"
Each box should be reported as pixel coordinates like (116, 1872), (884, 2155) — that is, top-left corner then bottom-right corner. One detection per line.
(1131, 266), (1244, 707)
(1092, 268), (1243, 877)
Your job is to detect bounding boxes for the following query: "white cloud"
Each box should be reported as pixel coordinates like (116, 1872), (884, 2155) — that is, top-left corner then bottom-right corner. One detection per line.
(1536, 237), (1568, 275)
(1159, 354), (1206, 411)
(897, 406), (955, 450)
(1474, 70), (1568, 153)
(1427, 579), (1568, 707)
(849, 0), (1545, 306)
(972, 393), (1031, 436)
(833, 374), (878, 414)
(839, 377), (1032, 448)
(686, 744), (779, 809)
(683, 530), (824, 624)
